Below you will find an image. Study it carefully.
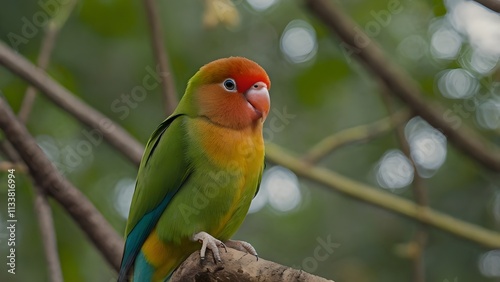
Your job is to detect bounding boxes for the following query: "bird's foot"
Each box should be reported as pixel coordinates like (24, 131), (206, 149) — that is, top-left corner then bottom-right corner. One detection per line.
(224, 239), (259, 260)
(192, 231), (227, 263)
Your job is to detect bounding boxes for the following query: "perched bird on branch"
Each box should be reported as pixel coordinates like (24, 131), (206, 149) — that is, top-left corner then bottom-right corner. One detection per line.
(118, 57), (271, 281)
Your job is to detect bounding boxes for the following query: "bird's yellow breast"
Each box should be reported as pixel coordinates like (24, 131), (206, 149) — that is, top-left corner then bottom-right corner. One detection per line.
(187, 117), (265, 173)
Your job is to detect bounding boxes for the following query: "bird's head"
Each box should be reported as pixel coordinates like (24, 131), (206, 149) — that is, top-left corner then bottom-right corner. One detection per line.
(177, 57), (271, 129)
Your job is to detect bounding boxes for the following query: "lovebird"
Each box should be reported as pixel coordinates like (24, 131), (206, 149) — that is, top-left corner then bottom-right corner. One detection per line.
(118, 57), (271, 281)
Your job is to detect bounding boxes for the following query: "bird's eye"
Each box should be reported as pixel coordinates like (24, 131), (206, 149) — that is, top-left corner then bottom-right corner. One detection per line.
(223, 79), (236, 91)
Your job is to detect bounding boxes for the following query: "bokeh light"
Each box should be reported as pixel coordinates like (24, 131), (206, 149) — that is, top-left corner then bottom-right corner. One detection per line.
(376, 150), (414, 189)
(476, 98), (500, 130)
(430, 26), (462, 60)
(280, 19), (317, 63)
(249, 166), (302, 213)
(450, 1), (500, 57)
(479, 250), (500, 277)
(248, 183), (268, 213)
(246, 0), (278, 11)
(113, 178), (135, 219)
(405, 117), (447, 178)
(398, 35), (427, 61)
(437, 68), (478, 99)
(460, 48), (499, 75)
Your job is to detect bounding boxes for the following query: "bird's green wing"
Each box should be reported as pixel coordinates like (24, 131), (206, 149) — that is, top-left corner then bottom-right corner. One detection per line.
(118, 114), (191, 281)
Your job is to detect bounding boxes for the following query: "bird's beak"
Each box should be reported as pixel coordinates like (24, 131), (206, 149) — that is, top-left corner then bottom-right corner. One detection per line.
(244, 82), (270, 121)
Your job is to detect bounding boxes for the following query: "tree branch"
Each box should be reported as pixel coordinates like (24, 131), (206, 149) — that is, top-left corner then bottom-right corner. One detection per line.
(16, 5), (77, 279)
(0, 42), (144, 165)
(265, 142), (500, 249)
(171, 248), (334, 282)
(302, 109), (411, 164)
(18, 0), (77, 124)
(303, 0), (500, 172)
(0, 137), (64, 282)
(474, 0), (500, 12)
(379, 84), (427, 282)
(0, 97), (124, 271)
(34, 185), (64, 282)
(143, 0), (178, 116)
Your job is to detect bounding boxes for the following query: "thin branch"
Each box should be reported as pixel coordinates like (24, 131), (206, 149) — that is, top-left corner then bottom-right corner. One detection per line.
(0, 98), (124, 271)
(302, 109), (411, 164)
(265, 142), (500, 249)
(143, 0), (178, 116)
(18, 0), (77, 124)
(0, 139), (23, 163)
(34, 185), (63, 282)
(0, 161), (27, 172)
(0, 42), (144, 165)
(379, 85), (427, 282)
(303, 0), (500, 172)
(0, 141), (63, 282)
(474, 0), (500, 12)
(17, 5), (77, 280)
(19, 24), (57, 123)
(171, 248), (334, 282)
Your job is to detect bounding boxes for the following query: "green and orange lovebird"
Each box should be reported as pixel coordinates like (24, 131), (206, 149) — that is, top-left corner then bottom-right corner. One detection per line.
(118, 57), (271, 281)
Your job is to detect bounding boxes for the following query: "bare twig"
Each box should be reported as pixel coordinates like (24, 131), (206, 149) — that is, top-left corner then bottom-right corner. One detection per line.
(0, 140), (23, 163)
(171, 248), (334, 282)
(143, 0), (178, 116)
(34, 185), (63, 282)
(18, 27), (56, 123)
(0, 161), (27, 172)
(18, 0), (77, 124)
(266, 142), (500, 249)
(379, 86), (427, 282)
(17, 5), (77, 280)
(303, 0), (500, 172)
(302, 109), (411, 164)
(0, 98), (124, 271)
(0, 42), (144, 165)
(474, 0), (500, 12)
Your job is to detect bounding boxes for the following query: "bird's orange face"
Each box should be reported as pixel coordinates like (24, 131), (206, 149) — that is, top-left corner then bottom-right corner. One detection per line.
(195, 57), (271, 130)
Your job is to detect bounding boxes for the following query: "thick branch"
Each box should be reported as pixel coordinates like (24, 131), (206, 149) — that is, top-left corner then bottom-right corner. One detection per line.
(171, 248), (334, 282)
(302, 109), (411, 164)
(474, 0), (500, 12)
(143, 0), (178, 116)
(0, 42), (144, 165)
(304, 0), (500, 172)
(0, 98), (124, 271)
(266, 143), (500, 249)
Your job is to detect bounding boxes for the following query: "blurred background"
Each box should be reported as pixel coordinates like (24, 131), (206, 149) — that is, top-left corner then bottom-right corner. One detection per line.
(1, 0), (500, 281)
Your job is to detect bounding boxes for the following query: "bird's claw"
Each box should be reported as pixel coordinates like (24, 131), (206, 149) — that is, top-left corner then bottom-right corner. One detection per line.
(193, 231), (226, 263)
(224, 239), (259, 261)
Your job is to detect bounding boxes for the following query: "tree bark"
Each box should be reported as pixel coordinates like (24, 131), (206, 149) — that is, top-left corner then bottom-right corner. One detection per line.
(171, 248), (334, 282)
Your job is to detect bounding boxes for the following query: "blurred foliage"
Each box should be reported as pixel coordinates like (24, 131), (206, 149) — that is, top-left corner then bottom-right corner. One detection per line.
(1, 0), (499, 281)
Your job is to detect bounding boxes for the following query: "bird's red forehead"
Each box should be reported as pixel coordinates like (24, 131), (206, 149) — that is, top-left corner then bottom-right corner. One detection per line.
(233, 73), (271, 92)
(200, 57), (271, 92)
